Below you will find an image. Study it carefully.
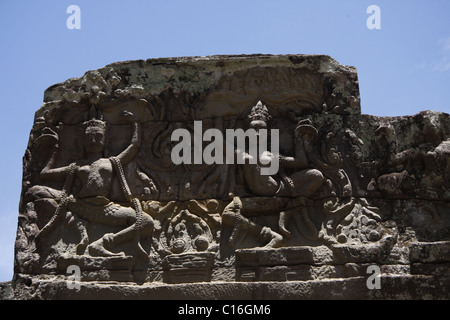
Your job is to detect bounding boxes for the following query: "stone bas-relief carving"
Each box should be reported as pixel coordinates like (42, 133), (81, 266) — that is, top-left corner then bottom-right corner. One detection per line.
(7, 54), (449, 299)
(26, 107), (155, 262)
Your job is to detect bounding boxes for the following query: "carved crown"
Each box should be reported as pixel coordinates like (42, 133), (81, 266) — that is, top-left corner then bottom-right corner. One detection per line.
(246, 101), (272, 125)
(82, 106), (107, 131)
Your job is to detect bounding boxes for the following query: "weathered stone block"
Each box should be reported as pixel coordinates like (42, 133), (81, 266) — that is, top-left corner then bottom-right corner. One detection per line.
(409, 241), (450, 263)
(4, 54), (449, 300)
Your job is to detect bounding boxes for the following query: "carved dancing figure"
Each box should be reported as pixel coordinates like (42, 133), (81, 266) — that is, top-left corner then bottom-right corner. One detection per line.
(26, 107), (154, 259)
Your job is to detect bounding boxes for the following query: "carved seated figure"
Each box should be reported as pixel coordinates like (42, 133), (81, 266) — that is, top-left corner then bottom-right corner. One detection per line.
(222, 102), (326, 248)
(26, 109), (154, 259)
(240, 101), (324, 198)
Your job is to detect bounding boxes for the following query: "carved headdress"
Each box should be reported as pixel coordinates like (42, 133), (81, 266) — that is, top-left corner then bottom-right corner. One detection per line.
(245, 101), (272, 126)
(82, 105), (107, 131)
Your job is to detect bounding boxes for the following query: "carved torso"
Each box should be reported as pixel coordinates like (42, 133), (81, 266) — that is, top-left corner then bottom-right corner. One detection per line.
(243, 162), (280, 196)
(76, 158), (113, 199)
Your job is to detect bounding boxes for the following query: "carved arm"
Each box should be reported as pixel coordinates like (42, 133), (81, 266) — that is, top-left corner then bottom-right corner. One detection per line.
(279, 140), (309, 169)
(117, 111), (141, 166)
(40, 141), (72, 182)
(280, 122), (318, 169)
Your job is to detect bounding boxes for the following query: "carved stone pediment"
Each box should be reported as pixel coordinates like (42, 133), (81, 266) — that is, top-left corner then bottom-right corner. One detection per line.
(9, 54), (449, 299)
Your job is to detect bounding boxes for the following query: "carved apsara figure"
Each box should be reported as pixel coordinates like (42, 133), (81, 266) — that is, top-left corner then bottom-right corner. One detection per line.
(26, 107), (154, 259)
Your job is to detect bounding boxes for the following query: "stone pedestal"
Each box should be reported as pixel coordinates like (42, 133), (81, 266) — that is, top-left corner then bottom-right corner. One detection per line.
(162, 252), (215, 284)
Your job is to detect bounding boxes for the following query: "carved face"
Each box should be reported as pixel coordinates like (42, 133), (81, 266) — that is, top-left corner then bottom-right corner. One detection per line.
(83, 126), (105, 154)
(249, 120), (267, 132)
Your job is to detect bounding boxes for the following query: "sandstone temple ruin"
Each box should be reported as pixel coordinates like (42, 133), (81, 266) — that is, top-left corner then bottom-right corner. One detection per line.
(2, 54), (449, 299)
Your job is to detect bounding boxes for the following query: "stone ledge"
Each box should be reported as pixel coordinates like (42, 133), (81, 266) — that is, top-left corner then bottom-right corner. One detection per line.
(236, 240), (397, 268)
(409, 241), (450, 263)
(3, 274), (448, 300)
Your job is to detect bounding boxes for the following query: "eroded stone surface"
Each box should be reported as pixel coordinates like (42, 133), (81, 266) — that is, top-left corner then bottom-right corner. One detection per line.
(5, 54), (449, 299)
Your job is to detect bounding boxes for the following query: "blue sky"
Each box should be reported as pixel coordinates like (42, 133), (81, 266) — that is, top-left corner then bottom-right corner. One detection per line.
(0, 0), (449, 282)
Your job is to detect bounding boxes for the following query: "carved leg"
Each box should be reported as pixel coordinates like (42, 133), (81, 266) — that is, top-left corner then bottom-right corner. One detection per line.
(256, 227), (282, 248)
(87, 206), (154, 259)
(278, 198), (319, 241)
(299, 208), (319, 241)
(64, 211), (89, 255)
(278, 210), (297, 239)
(107, 211), (154, 259)
(134, 231), (151, 261)
(88, 235), (126, 258)
(75, 223), (89, 255)
(290, 169), (324, 197)
(228, 222), (245, 248)
(223, 197), (283, 249)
